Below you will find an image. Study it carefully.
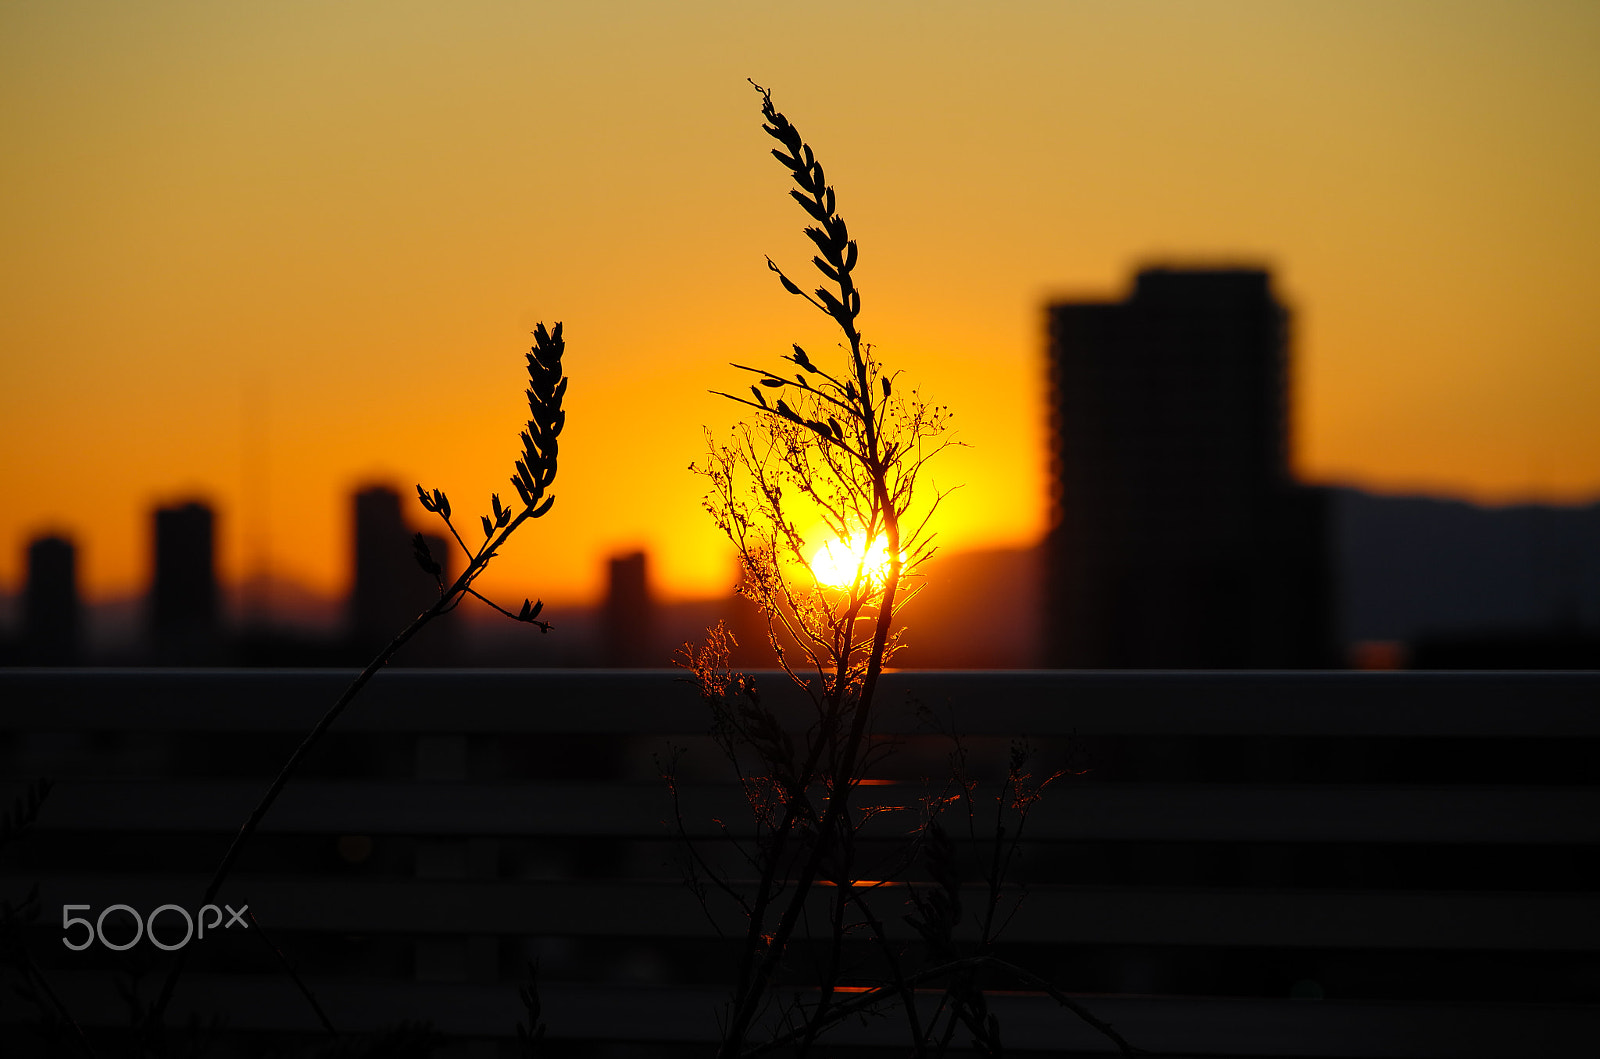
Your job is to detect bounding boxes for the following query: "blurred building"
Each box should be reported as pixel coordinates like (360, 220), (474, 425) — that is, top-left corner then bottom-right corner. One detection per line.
(152, 501), (221, 662)
(24, 534), (80, 665)
(350, 485), (454, 664)
(602, 551), (654, 667)
(1044, 267), (1335, 667)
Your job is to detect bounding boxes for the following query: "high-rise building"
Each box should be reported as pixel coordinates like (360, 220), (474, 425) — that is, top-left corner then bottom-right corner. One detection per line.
(24, 534), (80, 664)
(152, 501), (220, 660)
(1044, 267), (1334, 667)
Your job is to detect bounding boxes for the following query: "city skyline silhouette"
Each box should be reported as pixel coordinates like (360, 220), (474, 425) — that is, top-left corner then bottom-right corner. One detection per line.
(6, 265), (1597, 670)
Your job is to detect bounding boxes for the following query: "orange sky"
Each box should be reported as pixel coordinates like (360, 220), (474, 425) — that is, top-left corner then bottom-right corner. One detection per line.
(3, 2), (1598, 609)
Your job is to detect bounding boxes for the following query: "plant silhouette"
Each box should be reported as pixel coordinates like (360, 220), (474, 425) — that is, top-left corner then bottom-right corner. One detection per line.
(690, 78), (950, 1055)
(681, 84), (1136, 1058)
(144, 322), (571, 1045)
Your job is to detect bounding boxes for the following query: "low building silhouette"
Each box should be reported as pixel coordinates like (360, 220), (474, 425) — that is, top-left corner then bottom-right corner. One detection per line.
(24, 534), (80, 665)
(602, 551), (654, 667)
(1045, 267), (1335, 667)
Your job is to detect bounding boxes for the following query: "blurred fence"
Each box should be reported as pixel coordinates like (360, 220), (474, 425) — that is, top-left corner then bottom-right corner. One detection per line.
(1, 669), (1597, 1057)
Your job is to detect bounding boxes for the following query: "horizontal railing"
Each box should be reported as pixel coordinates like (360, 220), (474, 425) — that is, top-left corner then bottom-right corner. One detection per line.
(1, 668), (1596, 1057)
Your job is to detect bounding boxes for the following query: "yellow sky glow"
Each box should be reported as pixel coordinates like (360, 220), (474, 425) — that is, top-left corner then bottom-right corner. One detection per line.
(3, 2), (1598, 608)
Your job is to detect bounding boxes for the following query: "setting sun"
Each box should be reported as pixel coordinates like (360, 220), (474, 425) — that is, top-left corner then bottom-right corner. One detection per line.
(810, 533), (895, 591)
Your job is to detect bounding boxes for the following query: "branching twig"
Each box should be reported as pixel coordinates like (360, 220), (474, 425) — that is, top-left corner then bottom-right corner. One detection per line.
(742, 955), (1141, 1058)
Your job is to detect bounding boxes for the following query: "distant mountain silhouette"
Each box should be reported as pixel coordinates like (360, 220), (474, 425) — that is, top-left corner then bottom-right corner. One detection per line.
(892, 547), (1042, 669)
(1333, 487), (1600, 646)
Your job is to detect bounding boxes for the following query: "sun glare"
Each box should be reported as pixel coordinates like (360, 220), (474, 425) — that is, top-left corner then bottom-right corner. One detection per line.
(810, 533), (894, 590)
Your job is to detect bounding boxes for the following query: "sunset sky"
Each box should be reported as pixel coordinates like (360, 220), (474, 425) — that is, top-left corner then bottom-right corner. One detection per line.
(3, 1), (1598, 612)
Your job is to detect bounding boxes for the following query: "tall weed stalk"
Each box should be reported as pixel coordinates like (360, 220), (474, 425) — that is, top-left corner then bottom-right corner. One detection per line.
(144, 323), (571, 1042)
(683, 85), (1136, 1057)
(691, 82), (955, 1055)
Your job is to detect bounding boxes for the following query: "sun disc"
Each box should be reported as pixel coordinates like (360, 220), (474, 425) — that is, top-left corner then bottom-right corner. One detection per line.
(810, 534), (892, 590)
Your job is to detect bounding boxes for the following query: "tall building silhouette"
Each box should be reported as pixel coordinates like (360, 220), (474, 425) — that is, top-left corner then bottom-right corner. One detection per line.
(1045, 267), (1333, 667)
(350, 485), (453, 662)
(24, 534), (80, 665)
(152, 501), (220, 661)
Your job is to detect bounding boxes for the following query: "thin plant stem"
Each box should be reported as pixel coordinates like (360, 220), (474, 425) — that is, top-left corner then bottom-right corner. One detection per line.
(246, 908), (339, 1040)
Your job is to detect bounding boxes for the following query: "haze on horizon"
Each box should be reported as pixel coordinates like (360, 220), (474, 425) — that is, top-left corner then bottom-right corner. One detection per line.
(3, 1), (1598, 609)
